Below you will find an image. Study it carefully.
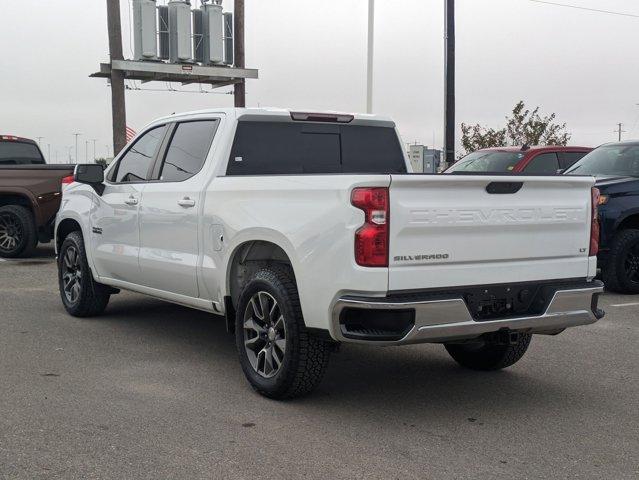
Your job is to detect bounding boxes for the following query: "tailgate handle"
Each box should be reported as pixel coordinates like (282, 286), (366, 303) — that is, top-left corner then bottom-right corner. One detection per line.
(486, 182), (523, 194)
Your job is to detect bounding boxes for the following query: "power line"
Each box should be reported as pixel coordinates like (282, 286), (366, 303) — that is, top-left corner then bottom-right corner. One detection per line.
(528, 0), (639, 19)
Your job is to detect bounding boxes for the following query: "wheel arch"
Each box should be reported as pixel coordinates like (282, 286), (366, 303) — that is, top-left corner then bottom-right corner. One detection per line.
(0, 190), (38, 222)
(615, 211), (639, 232)
(224, 236), (300, 332)
(55, 218), (83, 253)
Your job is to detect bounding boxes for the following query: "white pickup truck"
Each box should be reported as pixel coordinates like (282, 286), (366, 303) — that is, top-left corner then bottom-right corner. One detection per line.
(55, 108), (604, 399)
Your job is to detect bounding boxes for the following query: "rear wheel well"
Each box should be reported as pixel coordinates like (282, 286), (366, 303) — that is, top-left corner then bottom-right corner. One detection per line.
(617, 214), (639, 232)
(226, 241), (296, 331)
(0, 194), (34, 214)
(56, 219), (82, 252)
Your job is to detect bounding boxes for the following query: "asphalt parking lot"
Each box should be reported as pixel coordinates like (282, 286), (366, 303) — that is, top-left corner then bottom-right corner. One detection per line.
(1, 246), (637, 480)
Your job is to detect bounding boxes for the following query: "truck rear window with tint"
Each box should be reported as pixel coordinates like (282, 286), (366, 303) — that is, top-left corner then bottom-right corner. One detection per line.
(0, 142), (44, 165)
(226, 121), (406, 175)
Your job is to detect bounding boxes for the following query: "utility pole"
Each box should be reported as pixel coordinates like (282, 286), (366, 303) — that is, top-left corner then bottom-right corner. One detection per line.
(36, 136), (44, 146)
(92, 139), (97, 161)
(73, 133), (82, 164)
(85, 140), (89, 163)
(106, 0), (127, 155)
(233, 0), (246, 107)
(615, 123), (626, 141)
(47, 144), (51, 162)
(366, 0), (375, 114)
(444, 0), (455, 167)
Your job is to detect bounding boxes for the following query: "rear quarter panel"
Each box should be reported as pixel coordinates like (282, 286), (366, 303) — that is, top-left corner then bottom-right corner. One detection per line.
(0, 167), (73, 226)
(201, 175), (391, 330)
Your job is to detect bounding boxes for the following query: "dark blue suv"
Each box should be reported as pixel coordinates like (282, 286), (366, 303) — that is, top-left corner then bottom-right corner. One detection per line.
(566, 141), (639, 293)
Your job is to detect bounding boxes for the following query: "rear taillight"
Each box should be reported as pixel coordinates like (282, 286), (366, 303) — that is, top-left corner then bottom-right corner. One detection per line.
(590, 187), (600, 256)
(351, 187), (389, 267)
(61, 175), (74, 188)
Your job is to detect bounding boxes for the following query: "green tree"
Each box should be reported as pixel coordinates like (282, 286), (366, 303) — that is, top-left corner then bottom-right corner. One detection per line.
(460, 101), (571, 156)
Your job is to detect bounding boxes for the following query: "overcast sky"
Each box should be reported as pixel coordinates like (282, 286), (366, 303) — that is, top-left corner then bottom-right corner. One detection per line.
(1, 0), (638, 162)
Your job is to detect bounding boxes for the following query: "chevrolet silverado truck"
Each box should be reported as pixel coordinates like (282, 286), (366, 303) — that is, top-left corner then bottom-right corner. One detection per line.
(0, 135), (74, 257)
(55, 108), (604, 399)
(566, 141), (639, 293)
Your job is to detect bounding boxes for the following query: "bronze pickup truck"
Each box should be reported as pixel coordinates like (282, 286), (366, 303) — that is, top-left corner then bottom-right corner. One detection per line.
(0, 135), (74, 258)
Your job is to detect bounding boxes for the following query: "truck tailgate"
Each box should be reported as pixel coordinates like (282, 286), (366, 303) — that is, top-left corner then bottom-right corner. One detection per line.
(388, 175), (595, 291)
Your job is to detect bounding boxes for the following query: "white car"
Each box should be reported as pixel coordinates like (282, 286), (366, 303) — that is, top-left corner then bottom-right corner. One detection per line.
(55, 108), (604, 398)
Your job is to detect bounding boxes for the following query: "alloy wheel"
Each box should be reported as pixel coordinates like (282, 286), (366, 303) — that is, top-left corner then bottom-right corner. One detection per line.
(243, 291), (287, 378)
(0, 213), (23, 253)
(62, 245), (82, 304)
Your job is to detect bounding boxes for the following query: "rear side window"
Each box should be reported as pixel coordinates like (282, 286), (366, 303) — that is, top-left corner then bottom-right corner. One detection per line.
(0, 142), (44, 165)
(226, 121), (406, 175)
(524, 152), (560, 174)
(159, 120), (219, 182)
(112, 125), (167, 183)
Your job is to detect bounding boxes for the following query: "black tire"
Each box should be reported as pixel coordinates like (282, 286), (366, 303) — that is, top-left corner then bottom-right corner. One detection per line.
(602, 229), (639, 294)
(235, 264), (331, 399)
(58, 231), (111, 317)
(445, 333), (532, 371)
(0, 205), (37, 258)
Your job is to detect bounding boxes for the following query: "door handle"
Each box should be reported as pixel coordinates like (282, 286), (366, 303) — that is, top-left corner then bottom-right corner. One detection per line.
(178, 197), (196, 208)
(124, 196), (138, 206)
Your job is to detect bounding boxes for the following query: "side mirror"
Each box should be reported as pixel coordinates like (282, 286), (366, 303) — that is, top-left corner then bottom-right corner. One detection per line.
(74, 164), (105, 194)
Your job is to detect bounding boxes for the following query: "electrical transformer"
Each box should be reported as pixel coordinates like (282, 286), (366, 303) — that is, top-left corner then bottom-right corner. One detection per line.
(133, 0), (158, 60)
(168, 0), (193, 63)
(201, 2), (224, 64)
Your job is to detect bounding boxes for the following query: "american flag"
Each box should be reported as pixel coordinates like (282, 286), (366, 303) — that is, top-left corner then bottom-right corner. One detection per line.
(125, 126), (137, 143)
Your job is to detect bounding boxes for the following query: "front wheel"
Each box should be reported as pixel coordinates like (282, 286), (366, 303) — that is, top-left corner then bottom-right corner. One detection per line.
(445, 333), (532, 371)
(58, 231), (111, 317)
(235, 265), (332, 399)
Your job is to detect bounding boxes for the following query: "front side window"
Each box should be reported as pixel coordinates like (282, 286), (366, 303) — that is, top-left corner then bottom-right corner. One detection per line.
(447, 151), (524, 173)
(566, 145), (639, 177)
(524, 152), (559, 174)
(159, 120), (218, 182)
(111, 125), (167, 183)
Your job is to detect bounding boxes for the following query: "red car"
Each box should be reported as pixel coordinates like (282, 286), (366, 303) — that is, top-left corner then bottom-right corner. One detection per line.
(446, 145), (593, 174)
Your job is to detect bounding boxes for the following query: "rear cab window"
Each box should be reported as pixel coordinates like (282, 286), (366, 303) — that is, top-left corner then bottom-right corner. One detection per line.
(226, 121), (406, 175)
(0, 141), (45, 165)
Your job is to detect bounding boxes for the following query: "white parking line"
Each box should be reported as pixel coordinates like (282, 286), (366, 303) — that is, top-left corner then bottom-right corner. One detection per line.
(610, 302), (639, 308)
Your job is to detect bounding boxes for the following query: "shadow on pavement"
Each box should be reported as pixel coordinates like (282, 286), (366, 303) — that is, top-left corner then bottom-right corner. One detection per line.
(98, 293), (587, 418)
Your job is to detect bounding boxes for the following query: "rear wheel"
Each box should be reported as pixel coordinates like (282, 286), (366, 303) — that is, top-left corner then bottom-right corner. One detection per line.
(58, 231), (111, 317)
(0, 205), (37, 258)
(235, 265), (332, 399)
(602, 229), (639, 294)
(445, 333), (532, 371)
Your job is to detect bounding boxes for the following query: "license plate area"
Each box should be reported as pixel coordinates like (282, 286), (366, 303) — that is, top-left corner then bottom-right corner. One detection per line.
(464, 284), (545, 321)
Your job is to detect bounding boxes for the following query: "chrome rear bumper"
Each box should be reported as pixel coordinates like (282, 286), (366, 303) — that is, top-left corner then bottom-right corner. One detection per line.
(331, 282), (604, 345)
